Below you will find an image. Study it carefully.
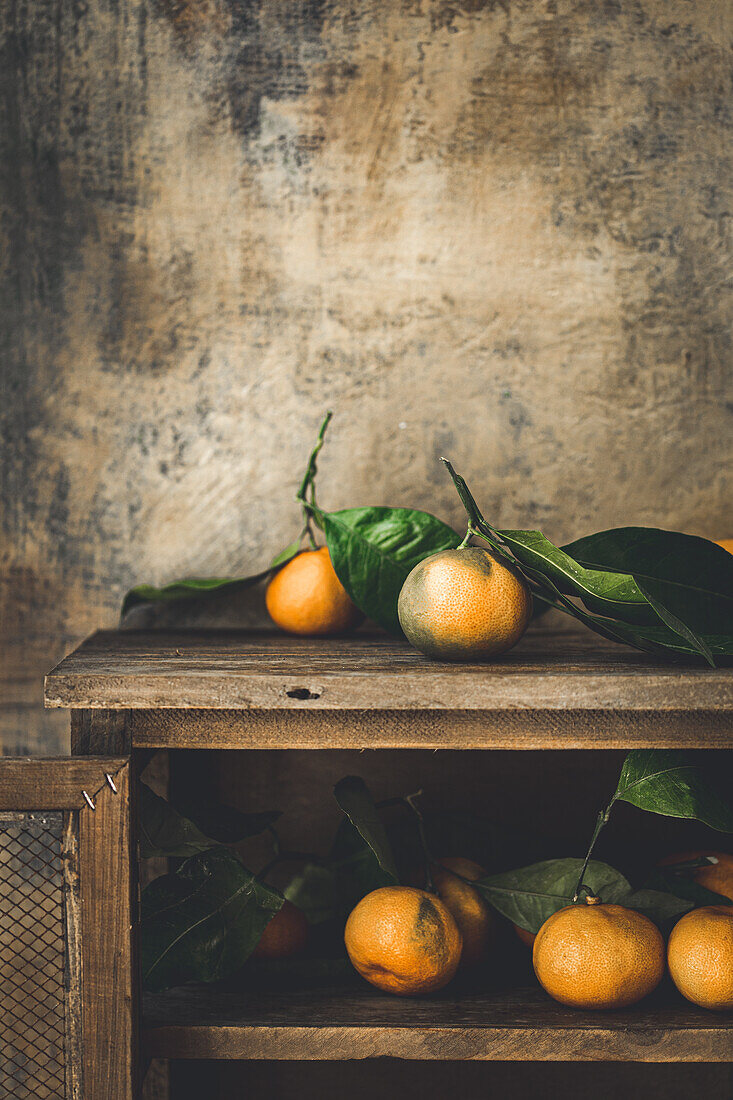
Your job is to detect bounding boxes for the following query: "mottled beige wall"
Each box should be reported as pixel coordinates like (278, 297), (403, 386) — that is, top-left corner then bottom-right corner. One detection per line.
(1, 0), (732, 753)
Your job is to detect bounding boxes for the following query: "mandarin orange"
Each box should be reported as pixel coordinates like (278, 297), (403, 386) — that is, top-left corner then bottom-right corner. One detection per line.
(266, 547), (362, 635)
(398, 547), (532, 661)
(344, 886), (462, 995)
(431, 857), (495, 966)
(252, 900), (309, 959)
(533, 896), (665, 1009)
(658, 851), (733, 903)
(668, 906), (733, 1010)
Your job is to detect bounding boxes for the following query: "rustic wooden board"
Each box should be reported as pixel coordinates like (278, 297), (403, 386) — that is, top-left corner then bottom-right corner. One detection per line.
(79, 761), (137, 1099)
(143, 983), (733, 1063)
(129, 708), (733, 750)
(0, 757), (130, 809)
(62, 812), (83, 1100)
(71, 709), (131, 754)
(45, 630), (732, 713)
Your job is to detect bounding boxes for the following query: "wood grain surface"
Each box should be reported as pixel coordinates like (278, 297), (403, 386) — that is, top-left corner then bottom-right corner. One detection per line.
(143, 982), (733, 1063)
(0, 756), (129, 809)
(62, 812), (83, 1100)
(79, 761), (137, 1099)
(45, 630), (733, 713)
(70, 709), (131, 755)
(127, 708), (733, 750)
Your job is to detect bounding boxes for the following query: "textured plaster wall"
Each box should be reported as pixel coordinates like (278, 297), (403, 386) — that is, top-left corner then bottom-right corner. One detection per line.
(1, 0), (732, 753)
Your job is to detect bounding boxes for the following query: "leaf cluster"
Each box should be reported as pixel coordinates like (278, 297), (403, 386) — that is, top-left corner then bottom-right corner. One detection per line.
(330, 752), (733, 937)
(140, 787), (284, 991)
(140, 749), (733, 991)
(121, 414), (733, 665)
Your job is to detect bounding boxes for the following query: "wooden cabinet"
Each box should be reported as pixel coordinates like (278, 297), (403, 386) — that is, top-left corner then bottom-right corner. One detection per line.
(32, 628), (733, 1094)
(0, 757), (135, 1099)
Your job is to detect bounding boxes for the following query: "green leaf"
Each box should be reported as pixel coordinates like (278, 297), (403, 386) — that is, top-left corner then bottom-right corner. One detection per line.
(635, 579), (715, 666)
(615, 888), (693, 926)
(684, 635), (733, 657)
(139, 784), (216, 858)
(498, 529), (656, 626)
(644, 868), (733, 907)
(121, 572), (269, 618)
(333, 776), (399, 881)
(270, 539), (303, 570)
(284, 863), (339, 925)
(141, 847), (283, 991)
(484, 535), (726, 662)
(600, 623), (733, 660)
(474, 858), (631, 934)
(179, 803), (280, 846)
(635, 631), (733, 658)
(120, 534), (305, 619)
(330, 819), (395, 912)
(564, 528), (733, 636)
(320, 507), (460, 635)
(476, 537), (673, 656)
(613, 750), (733, 831)
(442, 460), (732, 663)
(139, 785), (280, 857)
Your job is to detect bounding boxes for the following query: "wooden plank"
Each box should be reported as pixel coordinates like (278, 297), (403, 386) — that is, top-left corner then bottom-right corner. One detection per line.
(131, 707), (733, 750)
(79, 762), (137, 1099)
(63, 812), (83, 1100)
(140, 751), (171, 1100)
(143, 984), (733, 1063)
(71, 708), (131, 754)
(0, 757), (129, 810)
(45, 630), (733, 713)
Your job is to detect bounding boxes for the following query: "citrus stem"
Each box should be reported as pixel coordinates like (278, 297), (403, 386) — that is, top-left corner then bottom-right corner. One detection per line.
(530, 590), (567, 613)
(304, 516), (319, 550)
(405, 791), (435, 893)
(573, 802), (615, 901)
(440, 459), (527, 571)
(294, 409), (332, 536)
(458, 526), (474, 550)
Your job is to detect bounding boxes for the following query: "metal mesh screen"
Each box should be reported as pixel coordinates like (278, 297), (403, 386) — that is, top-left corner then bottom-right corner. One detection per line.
(0, 812), (66, 1100)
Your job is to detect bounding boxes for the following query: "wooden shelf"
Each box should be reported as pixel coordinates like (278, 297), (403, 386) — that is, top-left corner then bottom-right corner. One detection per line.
(46, 629), (732, 749)
(143, 980), (733, 1063)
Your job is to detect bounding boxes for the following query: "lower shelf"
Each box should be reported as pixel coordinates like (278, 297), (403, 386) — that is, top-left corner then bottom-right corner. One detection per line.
(143, 980), (733, 1063)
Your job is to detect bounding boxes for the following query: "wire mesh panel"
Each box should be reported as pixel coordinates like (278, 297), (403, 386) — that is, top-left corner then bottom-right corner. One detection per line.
(0, 812), (66, 1100)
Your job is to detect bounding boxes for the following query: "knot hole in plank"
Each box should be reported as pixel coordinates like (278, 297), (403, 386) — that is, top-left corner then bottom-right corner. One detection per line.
(285, 687), (321, 700)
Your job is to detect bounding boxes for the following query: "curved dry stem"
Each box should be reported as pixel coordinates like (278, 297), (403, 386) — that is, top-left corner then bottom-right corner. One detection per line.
(296, 410), (333, 541)
(297, 410), (333, 505)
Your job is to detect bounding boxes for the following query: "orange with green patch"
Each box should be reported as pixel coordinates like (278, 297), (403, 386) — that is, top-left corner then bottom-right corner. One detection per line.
(398, 547), (532, 661)
(344, 886), (462, 995)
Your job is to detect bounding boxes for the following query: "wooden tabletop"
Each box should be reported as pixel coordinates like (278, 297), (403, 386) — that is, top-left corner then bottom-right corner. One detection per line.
(45, 628), (731, 713)
(143, 980), (733, 1063)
